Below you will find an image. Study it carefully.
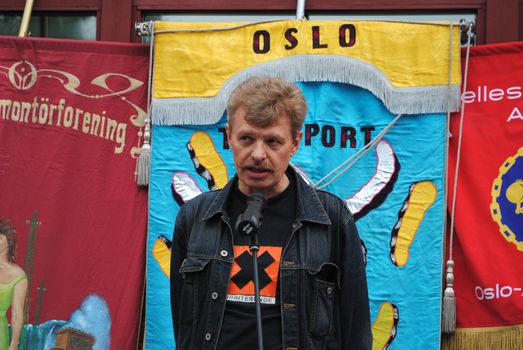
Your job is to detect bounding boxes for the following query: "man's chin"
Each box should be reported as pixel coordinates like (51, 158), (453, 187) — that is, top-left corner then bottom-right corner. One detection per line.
(237, 178), (271, 195)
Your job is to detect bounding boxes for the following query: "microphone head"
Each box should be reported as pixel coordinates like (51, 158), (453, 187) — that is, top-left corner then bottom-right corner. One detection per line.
(236, 193), (267, 236)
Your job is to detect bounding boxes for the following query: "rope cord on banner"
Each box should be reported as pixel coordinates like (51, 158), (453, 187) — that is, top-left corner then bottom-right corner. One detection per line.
(441, 22), (456, 333)
(150, 19), (463, 36)
(443, 23), (454, 230)
(146, 22), (155, 121)
(137, 21), (155, 186)
(449, 22), (473, 267)
(442, 21), (474, 334)
(314, 113), (402, 190)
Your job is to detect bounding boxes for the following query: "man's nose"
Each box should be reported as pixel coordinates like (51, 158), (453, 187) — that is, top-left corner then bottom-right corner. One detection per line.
(251, 141), (267, 161)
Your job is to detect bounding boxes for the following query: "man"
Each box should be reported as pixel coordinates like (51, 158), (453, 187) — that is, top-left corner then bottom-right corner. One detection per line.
(171, 76), (372, 349)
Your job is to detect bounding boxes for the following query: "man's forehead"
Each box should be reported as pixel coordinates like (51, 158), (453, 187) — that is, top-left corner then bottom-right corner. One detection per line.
(232, 107), (290, 125)
(234, 120), (290, 137)
(233, 115), (290, 132)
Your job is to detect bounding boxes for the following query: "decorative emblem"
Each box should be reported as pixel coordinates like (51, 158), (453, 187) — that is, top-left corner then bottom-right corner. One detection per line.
(490, 146), (523, 251)
(8, 60), (37, 90)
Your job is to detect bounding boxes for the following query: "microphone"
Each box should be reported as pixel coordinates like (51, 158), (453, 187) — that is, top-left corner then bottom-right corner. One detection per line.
(236, 193), (267, 236)
(236, 193), (267, 350)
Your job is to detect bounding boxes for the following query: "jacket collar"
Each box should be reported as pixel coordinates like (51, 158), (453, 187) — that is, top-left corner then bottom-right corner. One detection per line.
(202, 166), (331, 225)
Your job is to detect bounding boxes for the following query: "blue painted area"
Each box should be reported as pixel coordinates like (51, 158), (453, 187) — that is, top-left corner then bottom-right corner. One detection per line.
(146, 82), (446, 350)
(18, 294), (111, 350)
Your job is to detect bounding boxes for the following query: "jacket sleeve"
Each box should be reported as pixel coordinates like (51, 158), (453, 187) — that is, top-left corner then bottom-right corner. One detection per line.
(340, 209), (373, 349)
(170, 203), (189, 347)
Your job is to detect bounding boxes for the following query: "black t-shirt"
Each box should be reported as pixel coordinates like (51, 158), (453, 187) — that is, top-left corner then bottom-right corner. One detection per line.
(216, 178), (296, 350)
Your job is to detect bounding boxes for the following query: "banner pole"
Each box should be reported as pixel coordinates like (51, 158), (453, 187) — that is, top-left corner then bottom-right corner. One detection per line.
(296, 0), (306, 19)
(18, 0), (35, 37)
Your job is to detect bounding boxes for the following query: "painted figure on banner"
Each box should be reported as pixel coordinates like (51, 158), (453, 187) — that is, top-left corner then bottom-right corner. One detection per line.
(0, 219), (27, 350)
(170, 77), (372, 349)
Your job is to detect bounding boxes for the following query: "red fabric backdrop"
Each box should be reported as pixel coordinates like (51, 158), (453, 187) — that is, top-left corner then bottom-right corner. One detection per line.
(449, 41), (523, 328)
(0, 37), (149, 349)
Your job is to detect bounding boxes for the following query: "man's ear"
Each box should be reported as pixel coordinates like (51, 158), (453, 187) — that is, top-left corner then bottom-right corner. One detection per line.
(225, 123), (232, 146)
(292, 131), (303, 155)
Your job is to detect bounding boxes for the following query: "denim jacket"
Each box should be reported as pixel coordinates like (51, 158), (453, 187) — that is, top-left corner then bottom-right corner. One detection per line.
(171, 168), (372, 349)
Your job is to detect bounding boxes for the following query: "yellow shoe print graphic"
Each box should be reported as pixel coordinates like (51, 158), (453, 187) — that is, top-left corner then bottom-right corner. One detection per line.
(390, 181), (437, 266)
(372, 302), (399, 350)
(187, 131), (228, 190)
(152, 235), (172, 279)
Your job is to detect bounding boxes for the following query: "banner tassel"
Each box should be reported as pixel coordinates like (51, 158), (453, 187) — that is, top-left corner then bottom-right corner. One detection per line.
(137, 118), (151, 186)
(442, 259), (456, 334)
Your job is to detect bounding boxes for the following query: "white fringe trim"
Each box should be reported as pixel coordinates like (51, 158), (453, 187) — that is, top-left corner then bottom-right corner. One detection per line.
(152, 54), (460, 125)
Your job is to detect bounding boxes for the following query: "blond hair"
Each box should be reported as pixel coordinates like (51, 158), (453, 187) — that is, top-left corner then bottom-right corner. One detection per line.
(227, 77), (307, 138)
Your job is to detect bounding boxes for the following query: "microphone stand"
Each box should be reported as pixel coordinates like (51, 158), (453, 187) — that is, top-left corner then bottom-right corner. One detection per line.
(236, 193), (266, 350)
(249, 229), (264, 350)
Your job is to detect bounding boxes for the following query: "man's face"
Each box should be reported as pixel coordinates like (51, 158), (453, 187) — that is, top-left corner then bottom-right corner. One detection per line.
(226, 107), (302, 198)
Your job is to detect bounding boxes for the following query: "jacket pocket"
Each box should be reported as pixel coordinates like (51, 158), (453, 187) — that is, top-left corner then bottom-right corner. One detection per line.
(180, 256), (211, 275)
(308, 262), (340, 337)
(178, 257), (211, 326)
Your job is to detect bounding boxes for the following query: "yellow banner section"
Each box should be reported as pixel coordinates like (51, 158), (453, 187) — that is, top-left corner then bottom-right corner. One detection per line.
(153, 20), (461, 99)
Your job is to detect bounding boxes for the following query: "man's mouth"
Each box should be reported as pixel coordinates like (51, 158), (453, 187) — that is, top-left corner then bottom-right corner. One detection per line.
(245, 166), (270, 174)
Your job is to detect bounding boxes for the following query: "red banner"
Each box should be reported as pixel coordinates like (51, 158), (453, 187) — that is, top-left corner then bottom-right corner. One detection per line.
(0, 37), (149, 349)
(448, 42), (523, 330)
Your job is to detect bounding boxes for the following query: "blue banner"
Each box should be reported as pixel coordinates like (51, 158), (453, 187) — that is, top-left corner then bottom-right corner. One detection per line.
(147, 82), (446, 349)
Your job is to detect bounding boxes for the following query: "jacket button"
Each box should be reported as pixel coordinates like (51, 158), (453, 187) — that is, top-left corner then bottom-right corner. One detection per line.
(205, 332), (212, 341)
(211, 292), (219, 300)
(326, 287), (333, 294)
(220, 250), (228, 257)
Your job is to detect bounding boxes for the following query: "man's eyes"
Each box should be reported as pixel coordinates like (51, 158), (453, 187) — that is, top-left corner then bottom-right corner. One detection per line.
(238, 136), (282, 146)
(239, 136), (253, 142)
